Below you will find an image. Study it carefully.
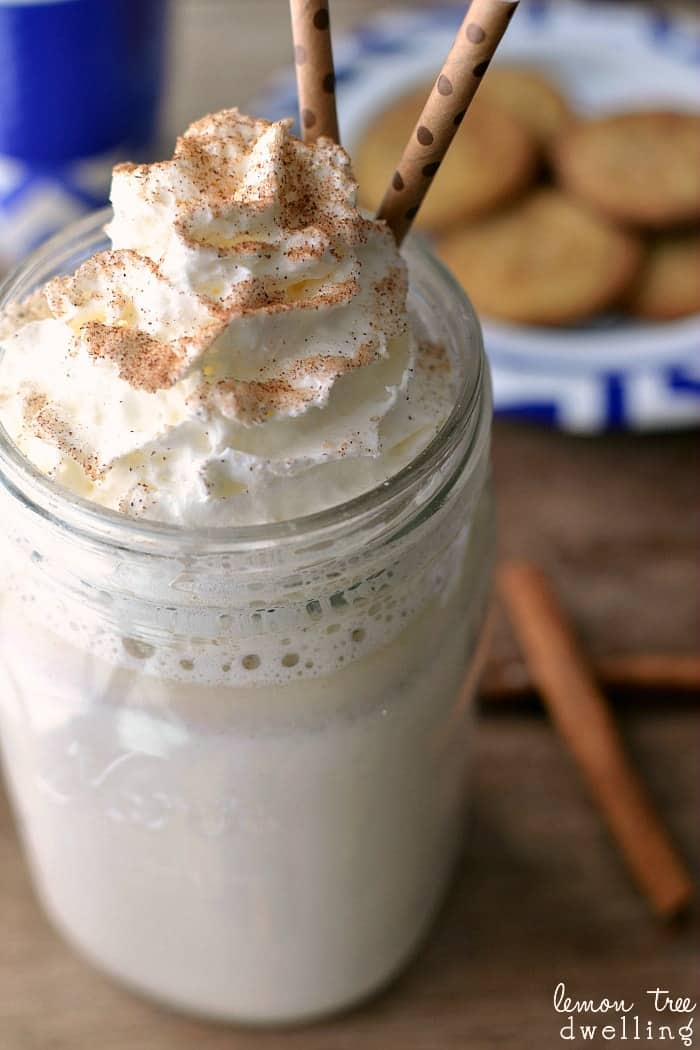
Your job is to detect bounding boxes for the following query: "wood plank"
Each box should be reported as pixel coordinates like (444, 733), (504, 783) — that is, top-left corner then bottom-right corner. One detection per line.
(489, 424), (699, 677)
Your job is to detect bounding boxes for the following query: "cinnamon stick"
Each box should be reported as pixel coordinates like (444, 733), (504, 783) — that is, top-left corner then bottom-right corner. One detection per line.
(601, 653), (700, 692)
(498, 561), (694, 920)
(482, 652), (700, 701)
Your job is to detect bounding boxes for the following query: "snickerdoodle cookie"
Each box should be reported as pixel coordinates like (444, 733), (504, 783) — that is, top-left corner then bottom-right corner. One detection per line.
(624, 234), (700, 320)
(438, 189), (642, 325)
(551, 111), (700, 229)
(480, 66), (571, 148)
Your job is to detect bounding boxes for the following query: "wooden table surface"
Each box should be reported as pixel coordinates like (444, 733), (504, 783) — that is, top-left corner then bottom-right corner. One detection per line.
(2, 3), (699, 1047)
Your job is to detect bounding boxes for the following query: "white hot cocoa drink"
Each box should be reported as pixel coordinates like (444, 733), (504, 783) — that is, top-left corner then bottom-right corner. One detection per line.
(0, 111), (493, 1023)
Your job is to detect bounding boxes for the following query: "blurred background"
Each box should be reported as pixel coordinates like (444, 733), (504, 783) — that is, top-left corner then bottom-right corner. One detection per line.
(1, 3), (698, 1048)
(2, 0), (698, 431)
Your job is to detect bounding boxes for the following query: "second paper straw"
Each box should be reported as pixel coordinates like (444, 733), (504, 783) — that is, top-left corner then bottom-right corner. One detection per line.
(378, 0), (519, 243)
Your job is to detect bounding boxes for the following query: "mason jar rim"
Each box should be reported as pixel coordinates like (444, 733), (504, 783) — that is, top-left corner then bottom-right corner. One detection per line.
(0, 207), (487, 558)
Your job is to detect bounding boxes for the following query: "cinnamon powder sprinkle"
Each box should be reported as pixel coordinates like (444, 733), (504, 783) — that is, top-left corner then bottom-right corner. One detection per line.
(197, 340), (380, 425)
(23, 392), (104, 479)
(82, 324), (189, 392)
(417, 341), (450, 374)
(5, 109), (413, 477)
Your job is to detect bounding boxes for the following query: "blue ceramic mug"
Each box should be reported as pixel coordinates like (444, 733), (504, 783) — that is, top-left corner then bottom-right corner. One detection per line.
(0, 0), (169, 266)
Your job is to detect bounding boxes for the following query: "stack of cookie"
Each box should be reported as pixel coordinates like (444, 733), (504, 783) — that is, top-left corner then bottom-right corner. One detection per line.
(356, 69), (700, 326)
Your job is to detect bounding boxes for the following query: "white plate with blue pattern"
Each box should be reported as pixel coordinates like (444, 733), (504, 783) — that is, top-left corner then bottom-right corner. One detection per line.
(259, 0), (700, 432)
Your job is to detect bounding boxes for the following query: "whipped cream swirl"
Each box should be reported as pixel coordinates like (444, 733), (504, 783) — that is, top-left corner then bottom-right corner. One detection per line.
(0, 110), (452, 525)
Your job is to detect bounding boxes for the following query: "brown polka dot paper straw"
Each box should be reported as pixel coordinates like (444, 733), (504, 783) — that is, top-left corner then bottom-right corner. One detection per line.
(377, 0), (519, 244)
(290, 0), (340, 144)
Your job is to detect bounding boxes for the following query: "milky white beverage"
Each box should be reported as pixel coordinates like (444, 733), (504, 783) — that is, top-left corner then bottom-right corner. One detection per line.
(0, 111), (493, 1023)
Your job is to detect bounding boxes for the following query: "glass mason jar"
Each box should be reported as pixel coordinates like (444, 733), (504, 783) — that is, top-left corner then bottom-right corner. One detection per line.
(0, 210), (494, 1025)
